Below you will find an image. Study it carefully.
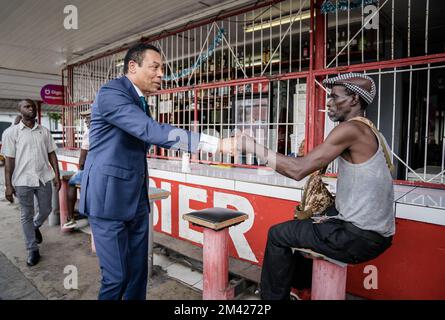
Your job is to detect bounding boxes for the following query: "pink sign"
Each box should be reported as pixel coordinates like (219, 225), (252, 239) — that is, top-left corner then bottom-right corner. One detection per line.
(40, 84), (64, 105)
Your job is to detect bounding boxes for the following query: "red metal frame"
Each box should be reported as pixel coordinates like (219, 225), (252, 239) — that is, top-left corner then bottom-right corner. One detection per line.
(37, 101), (42, 124)
(313, 52), (445, 77)
(62, 0), (445, 188)
(393, 180), (445, 190)
(305, 0), (327, 153)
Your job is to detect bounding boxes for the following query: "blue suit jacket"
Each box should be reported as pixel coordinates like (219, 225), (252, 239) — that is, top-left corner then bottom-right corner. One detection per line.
(79, 76), (200, 221)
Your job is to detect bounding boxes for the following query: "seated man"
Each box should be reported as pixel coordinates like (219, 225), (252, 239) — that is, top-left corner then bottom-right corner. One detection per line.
(63, 109), (91, 229)
(233, 73), (395, 300)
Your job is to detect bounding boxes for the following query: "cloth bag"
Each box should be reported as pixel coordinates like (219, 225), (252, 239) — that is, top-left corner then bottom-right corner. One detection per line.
(294, 166), (334, 220)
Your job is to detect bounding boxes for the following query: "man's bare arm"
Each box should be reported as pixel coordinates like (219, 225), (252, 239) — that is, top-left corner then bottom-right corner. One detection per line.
(48, 151), (61, 191)
(253, 122), (359, 181)
(4, 157), (15, 203)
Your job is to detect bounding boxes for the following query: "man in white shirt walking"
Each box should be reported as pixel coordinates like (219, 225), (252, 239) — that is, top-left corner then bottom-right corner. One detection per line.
(1, 99), (61, 266)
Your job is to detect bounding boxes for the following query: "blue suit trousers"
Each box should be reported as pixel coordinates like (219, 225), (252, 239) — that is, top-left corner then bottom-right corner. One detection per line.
(89, 212), (149, 300)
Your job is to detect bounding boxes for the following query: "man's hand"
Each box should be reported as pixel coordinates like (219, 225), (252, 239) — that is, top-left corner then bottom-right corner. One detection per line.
(236, 134), (257, 154)
(5, 186), (15, 203)
(218, 137), (237, 154)
(53, 177), (61, 192)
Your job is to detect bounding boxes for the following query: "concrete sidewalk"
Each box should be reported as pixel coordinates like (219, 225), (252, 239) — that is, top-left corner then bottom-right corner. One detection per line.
(0, 168), (202, 300)
(0, 251), (45, 300)
(0, 199), (205, 300)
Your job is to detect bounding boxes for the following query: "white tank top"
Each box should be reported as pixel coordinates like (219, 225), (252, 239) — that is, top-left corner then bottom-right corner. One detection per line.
(335, 133), (395, 237)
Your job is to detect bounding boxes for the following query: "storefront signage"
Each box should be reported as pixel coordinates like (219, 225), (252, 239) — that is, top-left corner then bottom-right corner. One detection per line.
(40, 84), (64, 105)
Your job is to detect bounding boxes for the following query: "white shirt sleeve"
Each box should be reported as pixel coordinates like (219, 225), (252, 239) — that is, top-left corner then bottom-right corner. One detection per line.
(81, 129), (89, 150)
(44, 128), (57, 153)
(197, 133), (219, 154)
(1, 129), (16, 157)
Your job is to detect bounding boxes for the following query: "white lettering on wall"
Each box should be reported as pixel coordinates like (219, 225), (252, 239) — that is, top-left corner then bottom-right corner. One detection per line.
(178, 185), (205, 244)
(214, 192), (258, 262)
(160, 181), (172, 234)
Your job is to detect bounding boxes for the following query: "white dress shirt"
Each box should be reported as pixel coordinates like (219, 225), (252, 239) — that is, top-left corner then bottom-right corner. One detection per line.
(1, 121), (57, 187)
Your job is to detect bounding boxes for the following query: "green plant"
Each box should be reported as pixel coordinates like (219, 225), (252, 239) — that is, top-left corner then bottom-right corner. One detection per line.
(47, 112), (62, 122)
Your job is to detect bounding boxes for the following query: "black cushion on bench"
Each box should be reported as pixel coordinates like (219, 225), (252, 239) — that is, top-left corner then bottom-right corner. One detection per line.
(183, 207), (248, 230)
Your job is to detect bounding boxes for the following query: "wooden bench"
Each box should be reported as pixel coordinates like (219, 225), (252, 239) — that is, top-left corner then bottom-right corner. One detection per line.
(183, 208), (248, 300)
(293, 248), (348, 300)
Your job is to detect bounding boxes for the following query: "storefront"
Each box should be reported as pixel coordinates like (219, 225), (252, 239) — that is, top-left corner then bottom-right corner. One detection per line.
(58, 0), (445, 299)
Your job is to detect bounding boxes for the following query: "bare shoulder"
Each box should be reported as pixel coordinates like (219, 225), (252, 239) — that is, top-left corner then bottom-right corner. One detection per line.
(326, 121), (362, 144)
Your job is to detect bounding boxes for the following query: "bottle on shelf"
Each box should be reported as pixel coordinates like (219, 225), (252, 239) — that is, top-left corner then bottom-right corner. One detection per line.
(263, 45), (270, 65)
(246, 53), (252, 67)
(358, 34), (368, 52)
(303, 40), (309, 58)
(338, 30), (346, 49)
(236, 50), (244, 68)
(209, 56), (215, 72)
(216, 54), (221, 70)
(200, 57), (206, 72)
(176, 61), (182, 75)
(327, 37), (333, 55)
(366, 31), (374, 50)
(351, 35), (358, 52)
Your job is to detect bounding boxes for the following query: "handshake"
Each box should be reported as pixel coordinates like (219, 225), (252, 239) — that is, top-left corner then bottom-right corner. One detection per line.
(217, 133), (256, 155)
(217, 133), (273, 166)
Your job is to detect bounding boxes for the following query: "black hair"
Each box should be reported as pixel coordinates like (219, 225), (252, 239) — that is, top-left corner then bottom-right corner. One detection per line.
(344, 87), (368, 110)
(123, 43), (160, 74)
(17, 99), (35, 110)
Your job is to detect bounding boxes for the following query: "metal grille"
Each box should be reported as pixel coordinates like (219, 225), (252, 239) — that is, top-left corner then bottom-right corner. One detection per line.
(319, 0), (445, 184)
(62, 0), (445, 186)
(158, 0), (312, 88)
(322, 63), (445, 184)
(149, 77), (308, 164)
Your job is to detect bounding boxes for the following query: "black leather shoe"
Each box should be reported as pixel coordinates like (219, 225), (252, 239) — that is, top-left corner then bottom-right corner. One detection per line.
(27, 250), (40, 266)
(35, 228), (42, 244)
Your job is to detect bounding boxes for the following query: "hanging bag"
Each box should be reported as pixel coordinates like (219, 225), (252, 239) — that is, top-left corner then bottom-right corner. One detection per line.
(294, 166), (335, 220)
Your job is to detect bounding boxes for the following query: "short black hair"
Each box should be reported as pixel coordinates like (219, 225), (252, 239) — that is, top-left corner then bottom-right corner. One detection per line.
(123, 43), (160, 74)
(344, 87), (368, 110)
(17, 99), (35, 110)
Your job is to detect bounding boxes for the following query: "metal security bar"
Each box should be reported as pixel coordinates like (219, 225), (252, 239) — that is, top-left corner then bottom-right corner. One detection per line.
(148, 76), (307, 165)
(157, 0), (311, 89)
(321, 63), (445, 184)
(324, 0), (443, 68)
(62, 0), (445, 186)
(319, 0), (445, 184)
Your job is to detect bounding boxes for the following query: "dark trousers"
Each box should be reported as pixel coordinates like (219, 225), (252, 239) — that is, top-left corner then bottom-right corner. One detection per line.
(89, 212), (149, 300)
(260, 206), (393, 300)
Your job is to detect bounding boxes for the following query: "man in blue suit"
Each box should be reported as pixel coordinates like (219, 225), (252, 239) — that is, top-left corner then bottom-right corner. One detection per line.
(79, 43), (231, 300)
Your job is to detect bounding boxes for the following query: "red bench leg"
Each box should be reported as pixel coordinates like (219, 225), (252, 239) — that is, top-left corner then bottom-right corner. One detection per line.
(58, 179), (70, 233)
(202, 228), (234, 300)
(311, 259), (347, 300)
